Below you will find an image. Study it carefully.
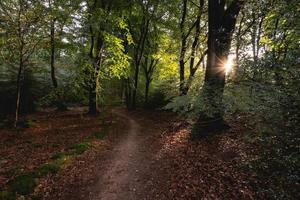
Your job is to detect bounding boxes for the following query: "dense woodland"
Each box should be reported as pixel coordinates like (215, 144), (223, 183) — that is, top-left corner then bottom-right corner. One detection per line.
(0, 0), (299, 200)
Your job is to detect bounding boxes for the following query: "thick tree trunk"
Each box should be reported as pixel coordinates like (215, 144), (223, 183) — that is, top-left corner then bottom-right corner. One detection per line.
(88, 33), (104, 115)
(193, 0), (243, 135)
(88, 86), (97, 115)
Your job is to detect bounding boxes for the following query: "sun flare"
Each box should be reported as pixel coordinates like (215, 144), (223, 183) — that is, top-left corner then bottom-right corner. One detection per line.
(224, 56), (234, 74)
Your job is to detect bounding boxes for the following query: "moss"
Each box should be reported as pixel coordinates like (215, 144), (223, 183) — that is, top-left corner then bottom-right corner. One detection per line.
(38, 163), (61, 176)
(51, 152), (67, 160)
(8, 172), (36, 195)
(69, 142), (90, 155)
(0, 190), (15, 200)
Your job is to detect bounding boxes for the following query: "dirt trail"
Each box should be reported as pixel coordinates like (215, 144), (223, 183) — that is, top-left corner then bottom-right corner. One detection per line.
(39, 109), (256, 200)
(90, 110), (151, 200)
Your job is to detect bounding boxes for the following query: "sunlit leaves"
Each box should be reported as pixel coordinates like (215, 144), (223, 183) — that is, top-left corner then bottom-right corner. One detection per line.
(102, 32), (131, 79)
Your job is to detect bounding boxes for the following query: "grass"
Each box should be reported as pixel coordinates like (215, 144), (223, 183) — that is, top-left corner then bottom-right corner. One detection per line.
(38, 163), (61, 176)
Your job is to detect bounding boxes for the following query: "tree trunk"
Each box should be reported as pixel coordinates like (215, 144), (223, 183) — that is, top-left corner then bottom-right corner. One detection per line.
(179, 0), (188, 95)
(88, 86), (97, 115)
(87, 22), (98, 115)
(15, 56), (23, 128)
(49, 1), (57, 89)
(145, 78), (150, 105)
(193, 0), (243, 135)
(235, 12), (245, 72)
(132, 18), (150, 109)
(124, 78), (132, 109)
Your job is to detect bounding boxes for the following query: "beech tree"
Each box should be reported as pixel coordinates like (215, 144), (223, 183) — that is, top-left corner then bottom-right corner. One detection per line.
(194, 0), (244, 131)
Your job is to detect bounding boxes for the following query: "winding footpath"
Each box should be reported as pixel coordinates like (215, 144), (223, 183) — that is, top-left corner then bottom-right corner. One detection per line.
(90, 110), (152, 200)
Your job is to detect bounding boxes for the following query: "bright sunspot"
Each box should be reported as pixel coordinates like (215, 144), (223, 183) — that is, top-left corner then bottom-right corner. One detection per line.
(225, 56), (234, 74)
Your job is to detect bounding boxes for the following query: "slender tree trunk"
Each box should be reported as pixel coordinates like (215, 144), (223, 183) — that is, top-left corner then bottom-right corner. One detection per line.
(142, 57), (158, 107)
(87, 22), (98, 115)
(132, 18), (149, 109)
(181, 0), (205, 94)
(15, 6), (24, 128)
(15, 56), (23, 128)
(49, 0), (58, 89)
(125, 78), (132, 109)
(179, 0), (188, 95)
(50, 17), (67, 111)
(50, 18), (57, 88)
(132, 64), (140, 109)
(145, 78), (150, 105)
(235, 12), (244, 72)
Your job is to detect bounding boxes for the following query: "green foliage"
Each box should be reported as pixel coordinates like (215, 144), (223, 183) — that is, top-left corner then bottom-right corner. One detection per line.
(102, 33), (131, 79)
(38, 163), (61, 176)
(50, 152), (67, 160)
(69, 142), (91, 155)
(145, 90), (168, 109)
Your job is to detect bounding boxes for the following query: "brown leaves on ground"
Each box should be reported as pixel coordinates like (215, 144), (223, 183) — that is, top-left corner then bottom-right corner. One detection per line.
(0, 108), (116, 195)
(129, 110), (260, 200)
(1, 108), (260, 200)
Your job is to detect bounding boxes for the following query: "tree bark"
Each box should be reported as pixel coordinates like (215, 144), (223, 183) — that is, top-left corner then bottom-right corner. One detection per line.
(179, 0), (188, 95)
(49, 0), (58, 88)
(142, 57), (157, 106)
(132, 18), (150, 109)
(15, 6), (24, 128)
(50, 18), (58, 88)
(15, 54), (23, 128)
(194, 0), (243, 134)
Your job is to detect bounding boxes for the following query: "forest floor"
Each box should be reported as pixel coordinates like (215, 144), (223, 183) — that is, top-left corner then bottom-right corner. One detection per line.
(0, 107), (262, 200)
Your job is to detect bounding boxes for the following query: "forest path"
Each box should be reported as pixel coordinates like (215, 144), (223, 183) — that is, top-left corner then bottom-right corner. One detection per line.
(41, 108), (256, 200)
(89, 109), (154, 200)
